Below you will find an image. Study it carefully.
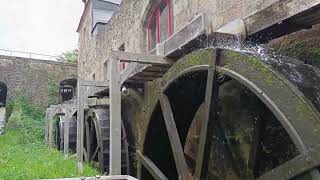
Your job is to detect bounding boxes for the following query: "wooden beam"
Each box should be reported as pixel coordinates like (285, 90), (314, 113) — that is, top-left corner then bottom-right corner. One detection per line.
(137, 151), (168, 180)
(80, 80), (109, 87)
(109, 58), (122, 175)
(194, 50), (219, 179)
(159, 94), (190, 179)
(244, 0), (320, 36)
(76, 80), (85, 172)
(111, 51), (174, 66)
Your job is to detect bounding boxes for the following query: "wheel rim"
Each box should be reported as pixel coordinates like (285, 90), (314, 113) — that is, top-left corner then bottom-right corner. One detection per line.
(84, 109), (105, 170)
(53, 116), (63, 151)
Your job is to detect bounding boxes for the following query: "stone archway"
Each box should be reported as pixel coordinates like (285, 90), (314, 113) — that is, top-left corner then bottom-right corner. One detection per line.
(0, 82), (7, 108)
(59, 79), (77, 103)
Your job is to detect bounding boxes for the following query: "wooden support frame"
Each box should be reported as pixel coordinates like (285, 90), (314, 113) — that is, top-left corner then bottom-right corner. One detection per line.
(109, 56), (122, 175)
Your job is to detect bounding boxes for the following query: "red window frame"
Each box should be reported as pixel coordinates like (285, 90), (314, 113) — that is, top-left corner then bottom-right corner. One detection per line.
(147, 0), (173, 51)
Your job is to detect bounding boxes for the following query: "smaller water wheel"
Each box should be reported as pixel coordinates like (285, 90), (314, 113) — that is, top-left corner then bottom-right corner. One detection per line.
(53, 115), (77, 152)
(83, 106), (130, 174)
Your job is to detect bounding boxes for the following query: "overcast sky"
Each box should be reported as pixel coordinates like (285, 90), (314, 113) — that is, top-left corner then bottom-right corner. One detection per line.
(0, 0), (84, 56)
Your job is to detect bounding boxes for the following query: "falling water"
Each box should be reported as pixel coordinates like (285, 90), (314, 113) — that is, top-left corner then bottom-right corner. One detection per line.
(208, 34), (320, 113)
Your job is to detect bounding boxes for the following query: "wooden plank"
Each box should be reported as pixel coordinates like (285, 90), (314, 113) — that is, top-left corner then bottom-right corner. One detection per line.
(159, 94), (190, 179)
(164, 14), (207, 57)
(111, 51), (174, 66)
(109, 58), (122, 175)
(194, 50), (218, 179)
(137, 151), (168, 180)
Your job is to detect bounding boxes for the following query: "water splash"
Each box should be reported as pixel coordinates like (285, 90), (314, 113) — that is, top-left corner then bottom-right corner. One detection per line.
(206, 35), (320, 112)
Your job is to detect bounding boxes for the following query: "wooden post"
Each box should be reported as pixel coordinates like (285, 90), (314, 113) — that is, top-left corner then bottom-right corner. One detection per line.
(44, 108), (50, 144)
(109, 58), (122, 175)
(77, 80), (84, 172)
(63, 110), (70, 158)
(48, 109), (54, 148)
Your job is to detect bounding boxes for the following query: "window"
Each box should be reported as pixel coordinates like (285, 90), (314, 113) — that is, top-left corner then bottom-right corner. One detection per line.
(119, 44), (128, 71)
(148, 0), (173, 50)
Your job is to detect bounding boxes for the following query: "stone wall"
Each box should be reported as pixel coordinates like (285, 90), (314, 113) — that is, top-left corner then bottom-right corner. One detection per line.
(78, 0), (280, 81)
(0, 55), (77, 107)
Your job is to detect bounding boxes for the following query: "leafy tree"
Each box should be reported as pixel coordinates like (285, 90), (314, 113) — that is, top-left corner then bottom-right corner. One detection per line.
(58, 49), (78, 63)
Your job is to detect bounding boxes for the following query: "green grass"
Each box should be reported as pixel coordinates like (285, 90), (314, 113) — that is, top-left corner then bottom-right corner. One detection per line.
(0, 97), (100, 180)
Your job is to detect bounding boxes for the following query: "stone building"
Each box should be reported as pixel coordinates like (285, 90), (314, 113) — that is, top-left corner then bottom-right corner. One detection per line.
(77, 0), (297, 81)
(72, 0), (320, 178)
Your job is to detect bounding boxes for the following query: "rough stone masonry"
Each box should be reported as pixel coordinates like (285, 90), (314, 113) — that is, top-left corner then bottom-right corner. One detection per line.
(0, 55), (77, 107)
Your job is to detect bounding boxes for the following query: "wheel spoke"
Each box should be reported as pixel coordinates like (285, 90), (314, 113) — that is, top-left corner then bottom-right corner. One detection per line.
(159, 93), (191, 179)
(137, 151), (168, 180)
(91, 145), (99, 161)
(195, 49), (220, 179)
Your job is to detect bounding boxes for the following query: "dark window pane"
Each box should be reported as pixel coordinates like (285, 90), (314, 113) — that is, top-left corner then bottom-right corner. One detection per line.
(159, 0), (168, 42)
(149, 14), (157, 50)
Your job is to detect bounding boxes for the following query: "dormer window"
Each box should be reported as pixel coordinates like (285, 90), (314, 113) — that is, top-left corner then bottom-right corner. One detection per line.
(91, 0), (119, 36)
(148, 0), (173, 50)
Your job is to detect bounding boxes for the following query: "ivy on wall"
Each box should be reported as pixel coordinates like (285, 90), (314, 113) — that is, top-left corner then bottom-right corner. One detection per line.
(47, 75), (59, 106)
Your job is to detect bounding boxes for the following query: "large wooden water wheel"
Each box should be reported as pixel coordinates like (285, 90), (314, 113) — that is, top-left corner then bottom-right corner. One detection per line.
(53, 114), (77, 152)
(138, 49), (320, 180)
(83, 106), (130, 174)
